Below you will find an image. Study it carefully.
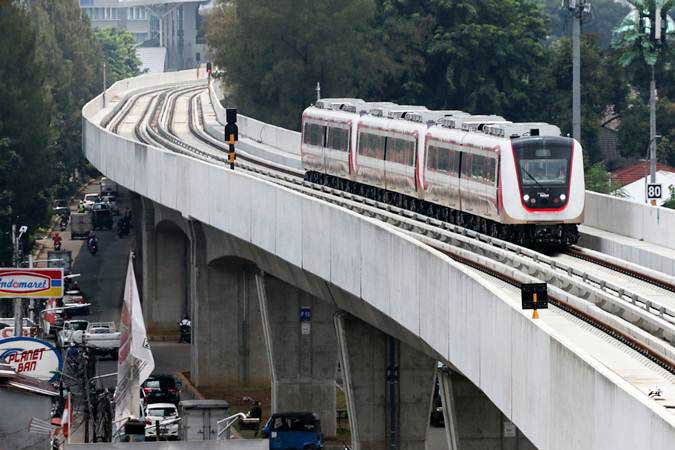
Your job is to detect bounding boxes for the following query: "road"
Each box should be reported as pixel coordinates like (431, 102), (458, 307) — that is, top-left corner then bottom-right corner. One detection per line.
(44, 180), (190, 443)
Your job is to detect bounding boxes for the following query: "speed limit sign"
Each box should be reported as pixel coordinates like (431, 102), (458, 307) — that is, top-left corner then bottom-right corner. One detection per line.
(647, 183), (662, 200)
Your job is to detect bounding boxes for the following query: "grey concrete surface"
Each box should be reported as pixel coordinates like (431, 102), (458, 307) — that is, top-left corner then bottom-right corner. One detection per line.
(584, 191), (675, 251)
(66, 440), (267, 449)
(82, 69), (675, 450)
(261, 275), (339, 438)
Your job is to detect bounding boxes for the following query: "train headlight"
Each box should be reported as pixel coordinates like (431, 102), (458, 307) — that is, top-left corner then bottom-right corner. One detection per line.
(523, 194), (530, 202)
(560, 194), (566, 201)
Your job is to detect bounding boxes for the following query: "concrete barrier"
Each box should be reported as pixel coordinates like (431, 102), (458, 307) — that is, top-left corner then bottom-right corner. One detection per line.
(83, 71), (675, 450)
(585, 191), (675, 251)
(208, 81), (301, 156)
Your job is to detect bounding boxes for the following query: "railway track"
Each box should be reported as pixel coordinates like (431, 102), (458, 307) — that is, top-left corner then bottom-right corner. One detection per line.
(106, 82), (675, 385)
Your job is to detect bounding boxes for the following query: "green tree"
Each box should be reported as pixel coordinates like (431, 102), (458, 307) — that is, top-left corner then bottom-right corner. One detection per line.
(207, 0), (391, 129)
(618, 97), (675, 163)
(0, 3), (54, 264)
(96, 28), (143, 85)
(585, 161), (627, 195)
(536, 0), (631, 48)
(373, 0), (551, 121)
(538, 35), (627, 163)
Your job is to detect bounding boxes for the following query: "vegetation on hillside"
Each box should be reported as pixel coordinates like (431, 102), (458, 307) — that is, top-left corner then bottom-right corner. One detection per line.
(0, 1), (141, 264)
(206, 0), (674, 192)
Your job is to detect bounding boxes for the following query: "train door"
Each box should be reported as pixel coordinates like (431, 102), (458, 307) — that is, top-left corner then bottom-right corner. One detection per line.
(324, 123), (351, 179)
(354, 129), (386, 190)
(383, 134), (417, 196)
(301, 120), (326, 174)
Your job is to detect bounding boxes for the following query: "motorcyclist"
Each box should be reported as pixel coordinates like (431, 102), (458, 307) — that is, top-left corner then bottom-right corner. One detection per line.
(77, 201), (85, 213)
(179, 316), (191, 343)
(52, 231), (62, 251)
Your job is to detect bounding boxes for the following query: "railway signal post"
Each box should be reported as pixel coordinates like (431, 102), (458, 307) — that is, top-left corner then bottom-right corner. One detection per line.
(225, 108), (238, 170)
(521, 283), (548, 319)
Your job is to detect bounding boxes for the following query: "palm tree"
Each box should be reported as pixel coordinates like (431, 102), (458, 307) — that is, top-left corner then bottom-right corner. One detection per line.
(612, 1), (674, 192)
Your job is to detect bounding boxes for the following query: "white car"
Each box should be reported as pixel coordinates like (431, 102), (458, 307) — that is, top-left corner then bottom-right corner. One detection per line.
(57, 320), (89, 347)
(145, 403), (180, 440)
(72, 321), (120, 358)
(82, 193), (100, 211)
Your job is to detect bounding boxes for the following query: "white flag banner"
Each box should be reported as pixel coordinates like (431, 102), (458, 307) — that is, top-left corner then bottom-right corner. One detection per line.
(114, 253), (155, 424)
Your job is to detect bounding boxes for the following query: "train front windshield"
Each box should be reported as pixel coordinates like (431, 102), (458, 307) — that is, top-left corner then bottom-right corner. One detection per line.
(512, 137), (573, 209)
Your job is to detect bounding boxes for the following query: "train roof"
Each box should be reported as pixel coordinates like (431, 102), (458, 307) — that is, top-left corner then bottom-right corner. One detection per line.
(404, 110), (470, 124)
(482, 122), (561, 138)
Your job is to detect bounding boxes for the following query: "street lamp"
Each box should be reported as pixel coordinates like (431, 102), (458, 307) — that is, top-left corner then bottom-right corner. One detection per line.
(12, 225), (27, 337)
(563, 0), (592, 143)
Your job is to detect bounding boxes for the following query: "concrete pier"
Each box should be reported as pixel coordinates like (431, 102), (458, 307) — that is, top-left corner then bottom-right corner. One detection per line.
(335, 312), (436, 450)
(256, 273), (339, 438)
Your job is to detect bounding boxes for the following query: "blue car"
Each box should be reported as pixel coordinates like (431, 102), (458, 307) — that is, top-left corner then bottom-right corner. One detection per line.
(262, 412), (323, 450)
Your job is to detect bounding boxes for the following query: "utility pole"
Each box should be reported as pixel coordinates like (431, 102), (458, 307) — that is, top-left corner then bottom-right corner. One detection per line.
(566, 0), (591, 143)
(102, 60), (107, 108)
(316, 82), (321, 102)
(649, 64), (657, 185)
(12, 225), (21, 337)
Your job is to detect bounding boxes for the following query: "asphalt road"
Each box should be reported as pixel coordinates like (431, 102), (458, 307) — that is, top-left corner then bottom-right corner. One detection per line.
(49, 180), (190, 443)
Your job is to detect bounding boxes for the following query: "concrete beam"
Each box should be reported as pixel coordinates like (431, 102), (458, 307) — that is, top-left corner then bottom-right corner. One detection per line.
(255, 272), (338, 438)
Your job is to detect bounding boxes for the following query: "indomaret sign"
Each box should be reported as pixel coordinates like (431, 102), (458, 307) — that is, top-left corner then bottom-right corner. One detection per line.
(0, 269), (64, 298)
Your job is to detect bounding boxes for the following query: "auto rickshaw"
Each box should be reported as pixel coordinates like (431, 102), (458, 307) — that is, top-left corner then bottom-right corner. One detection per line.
(261, 412), (323, 450)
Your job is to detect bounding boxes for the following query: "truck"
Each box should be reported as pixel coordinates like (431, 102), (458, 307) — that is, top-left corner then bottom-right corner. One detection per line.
(72, 321), (120, 358)
(70, 212), (92, 239)
(100, 177), (118, 196)
(178, 400), (229, 441)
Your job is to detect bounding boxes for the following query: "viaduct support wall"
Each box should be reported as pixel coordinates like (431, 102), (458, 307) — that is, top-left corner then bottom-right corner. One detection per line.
(191, 251), (269, 389)
(256, 273), (339, 438)
(335, 312), (436, 450)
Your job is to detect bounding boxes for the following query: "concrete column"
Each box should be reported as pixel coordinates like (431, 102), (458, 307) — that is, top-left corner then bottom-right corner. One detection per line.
(149, 221), (189, 335)
(255, 273), (338, 438)
(335, 313), (436, 450)
(437, 370), (460, 450)
(192, 257), (269, 389)
(140, 197), (156, 326)
(450, 372), (536, 450)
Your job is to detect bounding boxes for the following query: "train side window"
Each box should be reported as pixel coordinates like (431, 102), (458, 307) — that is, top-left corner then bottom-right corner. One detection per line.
(327, 127), (349, 152)
(485, 157), (496, 184)
(303, 123), (324, 147)
(388, 138), (415, 166)
(426, 145), (438, 172)
(448, 149), (460, 176)
(472, 154), (486, 182)
(460, 152), (472, 179)
(358, 132), (385, 159)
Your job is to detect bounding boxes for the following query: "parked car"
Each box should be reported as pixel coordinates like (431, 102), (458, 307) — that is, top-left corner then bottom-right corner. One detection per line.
(142, 375), (180, 406)
(82, 193), (100, 211)
(144, 403), (180, 440)
(0, 318), (39, 338)
(92, 203), (113, 230)
(57, 320), (89, 347)
(262, 412), (324, 450)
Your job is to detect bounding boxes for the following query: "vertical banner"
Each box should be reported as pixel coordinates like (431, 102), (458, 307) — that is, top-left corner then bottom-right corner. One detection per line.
(114, 254), (154, 426)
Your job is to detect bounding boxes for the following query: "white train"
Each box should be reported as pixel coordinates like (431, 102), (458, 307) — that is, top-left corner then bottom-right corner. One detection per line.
(301, 99), (585, 248)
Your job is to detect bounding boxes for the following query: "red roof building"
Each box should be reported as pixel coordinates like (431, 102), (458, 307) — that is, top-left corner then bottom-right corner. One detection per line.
(610, 161), (675, 187)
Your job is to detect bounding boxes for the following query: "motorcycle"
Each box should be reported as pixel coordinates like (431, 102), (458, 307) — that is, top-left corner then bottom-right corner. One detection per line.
(117, 217), (130, 238)
(54, 240), (62, 251)
(60, 216), (68, 231)
(179, 323), (191, 343)
(87, 238), (98, 255)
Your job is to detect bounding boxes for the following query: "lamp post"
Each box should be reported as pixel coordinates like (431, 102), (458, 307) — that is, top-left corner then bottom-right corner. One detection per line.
(12, 225), (27, 337)
(564, 0), (592, 143)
